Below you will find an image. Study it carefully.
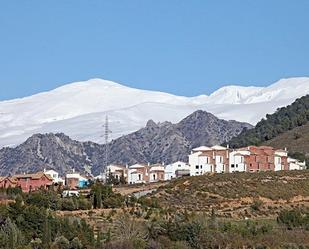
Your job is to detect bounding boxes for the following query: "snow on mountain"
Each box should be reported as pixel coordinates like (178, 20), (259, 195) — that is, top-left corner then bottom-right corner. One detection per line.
(0, 77), (309, 148)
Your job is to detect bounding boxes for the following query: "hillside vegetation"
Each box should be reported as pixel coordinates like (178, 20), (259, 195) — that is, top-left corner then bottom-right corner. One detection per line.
(152, 170), (309, 218)
(264, 122), (309, 158)
(228, 94), (309, 148)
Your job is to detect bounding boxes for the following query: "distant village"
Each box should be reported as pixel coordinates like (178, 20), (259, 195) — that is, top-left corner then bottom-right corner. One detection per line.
(0, 145), (306, 193)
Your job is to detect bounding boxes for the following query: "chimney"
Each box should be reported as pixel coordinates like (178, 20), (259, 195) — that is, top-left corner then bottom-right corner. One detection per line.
(148, 162), (150, 166)
(226, 144), (229, 149)
(162, 162), (165, 166)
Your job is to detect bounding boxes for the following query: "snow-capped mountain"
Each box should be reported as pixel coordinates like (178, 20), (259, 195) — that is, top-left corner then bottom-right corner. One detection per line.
(0, 77), (309, 148)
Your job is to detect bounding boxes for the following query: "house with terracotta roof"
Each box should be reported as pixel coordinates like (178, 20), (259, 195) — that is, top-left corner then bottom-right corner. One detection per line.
(12, 172), (53, 192)
(0, 177), (17, 189)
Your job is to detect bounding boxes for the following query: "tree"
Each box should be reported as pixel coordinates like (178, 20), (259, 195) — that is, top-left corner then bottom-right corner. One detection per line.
(0, 218), (24, 249)
(42, 212), (52, 248)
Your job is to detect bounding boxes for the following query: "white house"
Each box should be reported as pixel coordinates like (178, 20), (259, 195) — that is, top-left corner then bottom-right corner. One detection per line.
(44, 169), (65, 185)
(189, 146), (213, 176)
(165, 161), (190, 180)
(229, 149), (250, 172)
(189, 145), (229, 176)
(128, 164), (148, 184)
(149, 164), (165, 183)
(104, 164), (127, 182)
(274, 149), (288, 171)
(288, 157), (306, 170)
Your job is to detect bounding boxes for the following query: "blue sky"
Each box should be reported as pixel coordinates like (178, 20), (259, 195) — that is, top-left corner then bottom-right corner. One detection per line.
(0, 0), (309, 100)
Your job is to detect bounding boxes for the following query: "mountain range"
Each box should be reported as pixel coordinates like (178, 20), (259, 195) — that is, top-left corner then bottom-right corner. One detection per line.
(1, 77), (309, 148)
(0, 110), (252, 175)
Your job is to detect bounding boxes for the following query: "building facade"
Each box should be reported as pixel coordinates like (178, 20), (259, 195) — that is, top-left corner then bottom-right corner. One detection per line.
(189, 145), (230, 176)
(288, 157), (306, 170)
(128, 164), (149, 184)
(104, 164), (128, 183)
(229, 146), (288, 173)
(0, 177), (17, 189)
(12, 172), (53, 192)
(164, 161), (190, 180)
(149, 164), (165, 183)
(44, 169), (65, 185)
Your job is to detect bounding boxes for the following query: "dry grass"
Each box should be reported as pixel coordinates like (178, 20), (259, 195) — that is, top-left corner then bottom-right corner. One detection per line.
(152, 170), (309, 218)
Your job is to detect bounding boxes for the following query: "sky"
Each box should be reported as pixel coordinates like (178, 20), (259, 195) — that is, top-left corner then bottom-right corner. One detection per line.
(0, 0), (309, 100)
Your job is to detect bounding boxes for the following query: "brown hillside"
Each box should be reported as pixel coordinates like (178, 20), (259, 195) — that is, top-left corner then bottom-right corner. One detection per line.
(264, 123), (309, 156)
(152, 170), (309, 219)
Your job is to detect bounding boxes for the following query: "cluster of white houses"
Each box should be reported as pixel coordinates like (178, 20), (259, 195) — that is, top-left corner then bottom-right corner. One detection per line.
(102, 145), (306, 184)
(0, 145), (305, 192)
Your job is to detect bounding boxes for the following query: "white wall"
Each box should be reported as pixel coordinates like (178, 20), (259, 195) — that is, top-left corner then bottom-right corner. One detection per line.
(165, 161), (190, 180)
(288, 158), (306, 170)
(128, 169), (145, 184)
(215, 155), (225, 173)
(189, 152), (213, 176)
(274, 156), (282, 171)
(229, 151), (247, 172)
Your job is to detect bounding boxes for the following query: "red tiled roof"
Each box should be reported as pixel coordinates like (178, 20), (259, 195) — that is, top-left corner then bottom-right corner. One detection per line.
(13, 172), (53, 181)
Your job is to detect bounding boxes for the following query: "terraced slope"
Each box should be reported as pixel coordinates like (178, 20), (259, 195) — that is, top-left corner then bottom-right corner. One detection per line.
(153, 171), (309, 218)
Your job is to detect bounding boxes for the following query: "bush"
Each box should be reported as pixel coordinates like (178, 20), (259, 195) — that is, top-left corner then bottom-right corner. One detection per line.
(70, 237), (82, 249)
(61, 199), (76, 211)
(52, 236), (70, 249)
(251, 199), (263, 211)
(78, 198), (92, 210)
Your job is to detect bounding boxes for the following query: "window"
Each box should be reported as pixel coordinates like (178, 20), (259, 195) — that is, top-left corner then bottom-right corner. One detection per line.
(153, 174), (156, 180)
(196, 165), (199, 169)
(231, 164), (235, 168)
(240, 156), (244, 163)
(196, 172), (199, 175)
(200, 165), (203, 169)
(206, 157), (209, 164)
(236, 164), (238, 168)
(178, 164), (181, 167)
(138, 174), (141, 181)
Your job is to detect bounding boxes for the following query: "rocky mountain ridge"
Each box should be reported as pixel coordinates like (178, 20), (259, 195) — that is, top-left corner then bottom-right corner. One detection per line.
(0, 110), (252, 175)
